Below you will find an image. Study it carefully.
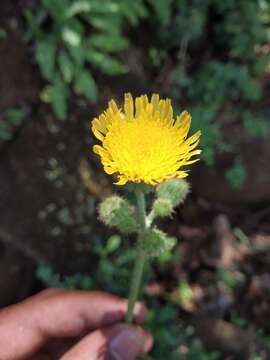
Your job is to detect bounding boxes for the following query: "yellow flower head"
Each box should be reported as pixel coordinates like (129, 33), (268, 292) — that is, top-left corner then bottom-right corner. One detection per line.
(91, 93), (201, 185)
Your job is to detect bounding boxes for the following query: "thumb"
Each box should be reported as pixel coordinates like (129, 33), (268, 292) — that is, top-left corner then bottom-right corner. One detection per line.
(60, 323), (153, 360)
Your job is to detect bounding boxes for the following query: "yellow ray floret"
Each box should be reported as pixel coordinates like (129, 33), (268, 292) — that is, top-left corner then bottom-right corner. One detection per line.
(91, 93), (201, 185)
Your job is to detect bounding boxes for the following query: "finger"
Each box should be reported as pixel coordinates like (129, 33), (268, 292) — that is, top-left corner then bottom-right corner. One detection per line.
(35, 288), (63, 299)
(35, 338), (77, 359)
(0, 290), (147, 360)
(60, 324), (153, 360)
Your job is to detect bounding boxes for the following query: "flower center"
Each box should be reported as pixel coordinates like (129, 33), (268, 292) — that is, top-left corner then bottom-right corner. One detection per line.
(103, 115), (180, 181)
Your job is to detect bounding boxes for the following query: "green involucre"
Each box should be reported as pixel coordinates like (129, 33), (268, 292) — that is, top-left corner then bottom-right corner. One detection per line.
(156, 179), (190, 208)
(142, 227), (176, 258)
(153, 197), (174, 218)
(98, 195), (137, 234)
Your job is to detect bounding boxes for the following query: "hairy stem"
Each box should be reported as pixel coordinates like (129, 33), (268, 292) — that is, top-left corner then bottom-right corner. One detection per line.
(125, 190), (146, 323)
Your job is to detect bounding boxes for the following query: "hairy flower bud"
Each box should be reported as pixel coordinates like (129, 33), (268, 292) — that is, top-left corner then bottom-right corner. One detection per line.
(142, 227), (176, 258)
(98, 196), (137, 234)
(153, 197), (174, 218)
(156, 179), (190, 207)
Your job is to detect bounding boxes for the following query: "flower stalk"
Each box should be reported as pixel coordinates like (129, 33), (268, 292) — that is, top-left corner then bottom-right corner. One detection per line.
(126, 190), (147, 323)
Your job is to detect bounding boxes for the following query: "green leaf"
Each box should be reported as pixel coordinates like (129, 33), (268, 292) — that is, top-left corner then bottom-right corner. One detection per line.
(67, 43), (85, 67)
(58, 51), (74, 83)
(106, 235), (121, 254)
(62, 27), (81, 46)
(36, 265), (61, 287)
(5, 109), (26, 125)
(0, 29), (6, 41)
(0, 123), (12, 140)
(242, 111), (270, 138)
(75, 70), (98, 102)
(24, 10), (41, 39)
(86, 49), (127, 75)
(118, 0), (147, 25)
(225, 158), (247, 190)
(253, 53), (270, 75)
(65, 1), (92, 18)
(89, 1), (120, 14)
(36, 40), (56, 80)
(148, 0), (172, 26)
(178, 280), (193, 306)
(47, 76), (69, 120)
(42, 0), (68, 21)
(86, 14), (120, 34)
(79, 275), (93, 290)
(89, 34), (128, 53)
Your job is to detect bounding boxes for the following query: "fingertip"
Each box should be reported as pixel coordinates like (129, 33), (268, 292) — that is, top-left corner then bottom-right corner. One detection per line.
(109, 324), (153, 359)
(60, 323), (152, 360)
(143, 330), (153, 353)
(37, 288), (64, 297)
(133, 302), (147, 324)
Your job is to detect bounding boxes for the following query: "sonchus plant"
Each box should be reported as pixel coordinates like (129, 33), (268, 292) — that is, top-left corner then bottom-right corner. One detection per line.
(91, 93), (201, 323)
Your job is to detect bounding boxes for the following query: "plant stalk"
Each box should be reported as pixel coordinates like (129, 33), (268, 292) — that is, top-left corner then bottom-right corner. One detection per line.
(126, 190), (146, 323)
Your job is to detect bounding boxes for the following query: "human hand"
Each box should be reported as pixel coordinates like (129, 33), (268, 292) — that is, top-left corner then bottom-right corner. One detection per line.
(0, 289), (153, 360)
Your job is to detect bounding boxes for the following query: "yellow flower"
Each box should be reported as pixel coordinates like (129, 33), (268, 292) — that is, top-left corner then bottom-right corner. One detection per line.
(91, 93), (201, 185)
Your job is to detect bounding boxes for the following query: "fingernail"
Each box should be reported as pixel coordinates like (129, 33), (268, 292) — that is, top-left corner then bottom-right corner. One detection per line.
(134, 302), (147, 323)
(110, 326), (145, 360)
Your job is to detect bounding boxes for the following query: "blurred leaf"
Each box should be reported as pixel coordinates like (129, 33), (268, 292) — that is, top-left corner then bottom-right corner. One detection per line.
(79, 275), (93, 290)
(118, 0), (148, 25)
(253, 53), (270, 75)
(106, 235), (122, 254)
(75, 70), (98, 102)
(58, 51), (74, 83)
(65, 1), (92, 18)
(36, 40), (56, 80)
(0, 28), (7, 40)
(89, 34), (128, 52)
(148, 0), (172, 26)
(4, 109), (26, 125)
(225, 158), (247, 190)
(0, 123), (12, 140)
(42, 0), (68, 21)
(86, 49), (127, 75)
(86, 14), (121, 34)
(24, 10), (41, 39)
(88, 1), (120, 14)
(149, 47), (163, 67)
(62, 27), (81, 46)
(242, 111), (270, 138)
(36, 265), (61, 287)
(67, 43), (85, 67)
(178, 280), (193, 306)
(47, 76), (69, 120)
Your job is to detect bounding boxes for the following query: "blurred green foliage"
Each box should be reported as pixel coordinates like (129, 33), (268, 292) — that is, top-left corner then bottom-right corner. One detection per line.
(225, 158), (247, 190)
(0, 108), (27, 141)
(25, 0), (147, 119)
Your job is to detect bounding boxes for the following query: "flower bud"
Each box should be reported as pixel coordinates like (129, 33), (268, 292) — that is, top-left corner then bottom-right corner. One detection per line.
(142, 227), (176, 258)
(153, 197), (174, 218)
(156, 179), (190, 207)
(98, 196), (137, 234)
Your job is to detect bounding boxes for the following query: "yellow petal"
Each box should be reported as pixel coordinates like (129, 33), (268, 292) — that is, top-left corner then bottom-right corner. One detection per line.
(92, 126), (104, 141)
(114, 175), (128, 185)
(151, 94), (159, 110)
(124, 93), (134, 119)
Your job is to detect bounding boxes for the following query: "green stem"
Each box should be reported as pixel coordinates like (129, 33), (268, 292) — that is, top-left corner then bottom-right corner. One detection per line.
(126, 190), (147, 323)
